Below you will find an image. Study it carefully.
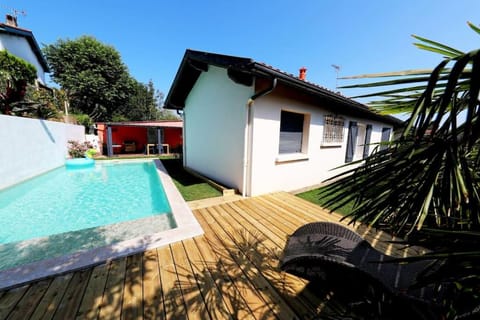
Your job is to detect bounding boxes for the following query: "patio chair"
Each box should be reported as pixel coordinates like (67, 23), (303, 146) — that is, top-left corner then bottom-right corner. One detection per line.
(279, 222), (442, 303)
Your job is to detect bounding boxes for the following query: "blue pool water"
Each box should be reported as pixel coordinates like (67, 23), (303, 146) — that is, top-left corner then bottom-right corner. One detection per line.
(0, 161), (172, 244)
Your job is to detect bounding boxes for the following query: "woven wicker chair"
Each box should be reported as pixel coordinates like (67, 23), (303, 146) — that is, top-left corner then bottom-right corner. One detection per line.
(280, 222), (441, 302)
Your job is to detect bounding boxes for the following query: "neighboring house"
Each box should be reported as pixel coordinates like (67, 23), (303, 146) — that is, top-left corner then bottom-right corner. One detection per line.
(96, 120), (183, 156)
(0, 14), (49, 85)
(165, 50), (402, 197)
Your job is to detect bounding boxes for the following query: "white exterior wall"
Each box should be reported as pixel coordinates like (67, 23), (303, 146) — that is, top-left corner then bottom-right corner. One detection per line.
(0, 34), (46, 84)
(248, 93), (393, 196)
(0, 115), (85, 190)
(184, 66), (253, 192)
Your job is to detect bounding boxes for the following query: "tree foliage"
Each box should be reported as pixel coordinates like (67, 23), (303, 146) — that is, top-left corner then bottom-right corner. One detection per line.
(319, 22), (480, 318)
(114, 79), (159, 121)
(15, 86), (61, 120)
(43, 36), (133, 121)
(43, 36), (173, 122)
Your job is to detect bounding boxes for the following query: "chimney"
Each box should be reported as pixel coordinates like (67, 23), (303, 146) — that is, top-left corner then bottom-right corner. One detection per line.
(299, 67), (307, 81)
(5, 14), (18, 27)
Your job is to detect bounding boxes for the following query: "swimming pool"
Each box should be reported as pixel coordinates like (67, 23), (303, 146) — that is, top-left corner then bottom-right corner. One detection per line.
(0, 159), (204, 289)
(0, 161), (172, 244)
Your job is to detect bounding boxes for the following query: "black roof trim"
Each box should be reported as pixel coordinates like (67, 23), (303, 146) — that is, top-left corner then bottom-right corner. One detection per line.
(164, 49), (403, 127)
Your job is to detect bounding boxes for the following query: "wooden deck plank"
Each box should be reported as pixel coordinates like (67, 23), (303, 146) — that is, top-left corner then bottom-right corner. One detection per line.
(195, 208), (270, 319)
(213, 203), (324, 319)
(157, 244), (187, 319)
(98, 258), (127, 320)
(227, 200), (287, 248)
(121, 253), (144, 320)
(0, 285), (28, 319)
(170, 241), (211, 320)
(221, 202), (284, 262)
(192, 232), (254, 319)
(220, 202), (324, 318)
(142, 249), (165, 319)
(198, 205), (282, 319)
(213, 203), (313, 318)
(52, 269), (92, 320)
(259, 194), (327, 227)
(76, 263), (109, 319)
(182, 238), (232, 320)
(30, 273), (73, 320)
(0, 192), (429, 319)
(268, 193), (341, 223)
(5, 279), (51, 320)
(238, 197), (297, 236)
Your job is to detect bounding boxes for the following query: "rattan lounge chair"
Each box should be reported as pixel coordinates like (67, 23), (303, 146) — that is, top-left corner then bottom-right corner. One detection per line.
(280, 222), (441, 302)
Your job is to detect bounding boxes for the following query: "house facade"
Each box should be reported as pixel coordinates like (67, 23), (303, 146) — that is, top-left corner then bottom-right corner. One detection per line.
(0, 15), (49, 85)
(165, 50), (402, 196)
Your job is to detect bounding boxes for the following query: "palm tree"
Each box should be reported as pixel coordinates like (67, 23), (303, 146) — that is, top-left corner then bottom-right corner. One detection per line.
(320, 22), (480, 318)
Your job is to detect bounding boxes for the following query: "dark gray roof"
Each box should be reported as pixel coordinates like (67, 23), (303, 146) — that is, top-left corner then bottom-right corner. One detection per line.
(165, 49), (403, 127)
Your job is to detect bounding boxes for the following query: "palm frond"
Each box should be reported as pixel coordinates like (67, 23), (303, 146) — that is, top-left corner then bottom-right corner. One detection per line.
(412, 34), (464, 58)
(467, 21), (480, 35)
(319, 23), (480, 317)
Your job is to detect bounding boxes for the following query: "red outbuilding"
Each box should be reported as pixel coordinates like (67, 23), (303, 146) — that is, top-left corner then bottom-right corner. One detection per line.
(96, 120), (183, 156)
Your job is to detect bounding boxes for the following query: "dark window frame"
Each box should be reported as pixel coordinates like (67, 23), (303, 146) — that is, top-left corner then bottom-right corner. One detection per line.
(278, 110), (308, 155)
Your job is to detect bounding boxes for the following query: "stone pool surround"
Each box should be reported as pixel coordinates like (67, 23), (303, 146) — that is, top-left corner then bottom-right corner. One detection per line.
(0, 159), (204, 289)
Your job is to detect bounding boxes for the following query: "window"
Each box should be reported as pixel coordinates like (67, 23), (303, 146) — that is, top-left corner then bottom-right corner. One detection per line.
(345, 122), (372, 162)
(380, 127), (392, 151)
(279, 110), (307, 154)
(322, 115), (344, 145)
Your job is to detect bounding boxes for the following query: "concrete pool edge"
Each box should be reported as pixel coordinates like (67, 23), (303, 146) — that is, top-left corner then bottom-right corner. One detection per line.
(0, 159), (204, 290)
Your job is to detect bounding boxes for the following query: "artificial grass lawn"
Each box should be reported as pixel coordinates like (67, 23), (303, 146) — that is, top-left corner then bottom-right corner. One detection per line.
(161, 158), (222, 201)
(296, 186), (354, 217)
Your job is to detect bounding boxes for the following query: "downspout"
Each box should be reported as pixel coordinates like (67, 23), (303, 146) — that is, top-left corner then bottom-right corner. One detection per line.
(242, 77), (277, 197)
(182, 109), (187, 167)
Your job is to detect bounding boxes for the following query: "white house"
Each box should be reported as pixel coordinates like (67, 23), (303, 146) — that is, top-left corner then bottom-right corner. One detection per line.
(0, 15), (49, 85)
(165, 50), (402, 197)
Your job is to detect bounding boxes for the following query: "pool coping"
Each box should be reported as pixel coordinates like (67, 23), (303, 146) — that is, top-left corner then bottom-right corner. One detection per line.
(0, 159), (204, 290)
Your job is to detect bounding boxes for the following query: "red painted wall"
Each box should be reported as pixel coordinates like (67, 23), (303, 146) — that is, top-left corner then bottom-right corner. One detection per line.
(164, 128), (183, 149)
(97, 123), (182, 154)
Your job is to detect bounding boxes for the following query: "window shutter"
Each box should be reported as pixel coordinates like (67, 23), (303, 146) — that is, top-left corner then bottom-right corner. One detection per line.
(380, 127), (392, 151)
(279, 111), (304, 154)
(345, 121), (357, 162)
(363, 124), (372, 159)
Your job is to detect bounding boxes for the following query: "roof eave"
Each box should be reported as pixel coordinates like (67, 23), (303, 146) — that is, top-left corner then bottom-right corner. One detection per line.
(164, 50), (403, 127)
(250, 63), (403, 127)
(164, 50), (253, 110)
(0, 25), (50, 72)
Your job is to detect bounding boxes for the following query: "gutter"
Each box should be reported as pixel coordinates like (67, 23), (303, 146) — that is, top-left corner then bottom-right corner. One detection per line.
(242, 77), (277, 197)
(248, 77), (278, 104)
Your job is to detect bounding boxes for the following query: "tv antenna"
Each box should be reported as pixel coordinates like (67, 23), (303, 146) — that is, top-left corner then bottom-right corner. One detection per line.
(331, 64), (341, 90)
(11, 8), (27, 18)
(2, 6), (27, 19)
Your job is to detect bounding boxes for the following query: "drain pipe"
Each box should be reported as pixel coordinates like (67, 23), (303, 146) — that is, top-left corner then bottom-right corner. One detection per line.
(242, 77), (277, 197)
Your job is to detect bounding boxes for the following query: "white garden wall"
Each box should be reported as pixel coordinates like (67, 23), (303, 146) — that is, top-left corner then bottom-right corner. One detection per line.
(0, 115), (85, 190)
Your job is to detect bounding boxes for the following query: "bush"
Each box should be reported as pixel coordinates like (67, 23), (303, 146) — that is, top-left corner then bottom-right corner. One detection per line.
(67, 140), (94, 158)
(73, 114), (93, 133)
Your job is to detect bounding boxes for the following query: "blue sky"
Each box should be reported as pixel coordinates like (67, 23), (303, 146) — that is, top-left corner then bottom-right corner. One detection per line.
(5, 0), (480, 101)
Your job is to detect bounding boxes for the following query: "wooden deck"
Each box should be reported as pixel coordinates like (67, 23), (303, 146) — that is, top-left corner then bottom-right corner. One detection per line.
(0, 192), (424, 319)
